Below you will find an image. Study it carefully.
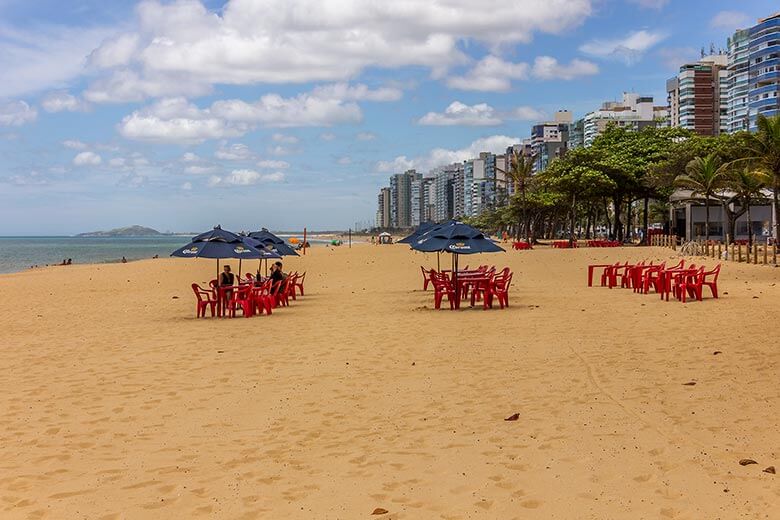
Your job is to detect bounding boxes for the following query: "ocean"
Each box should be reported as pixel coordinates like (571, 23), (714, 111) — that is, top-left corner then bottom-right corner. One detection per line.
(0, 235), (336, 274)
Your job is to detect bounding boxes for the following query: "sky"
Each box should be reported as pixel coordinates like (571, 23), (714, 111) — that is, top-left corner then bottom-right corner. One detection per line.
(0, 0), (777, 234)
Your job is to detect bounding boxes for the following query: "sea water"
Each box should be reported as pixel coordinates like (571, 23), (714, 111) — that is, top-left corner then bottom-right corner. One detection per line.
(0, 236), (190, 274)
(0, 235), (333, 274)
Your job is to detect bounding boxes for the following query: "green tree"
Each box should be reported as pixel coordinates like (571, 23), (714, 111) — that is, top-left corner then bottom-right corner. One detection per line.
(673, 154), (730, 242)
(728, 167), (771, 244)
(742, 115), (780, 241)
(541, 147), (616, 244)
(496, 149), (535, 241)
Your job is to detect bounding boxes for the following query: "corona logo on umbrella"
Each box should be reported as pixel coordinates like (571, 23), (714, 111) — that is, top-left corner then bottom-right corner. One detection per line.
(183, 246), (199, 255)
(449, 242), (471, 251)
(233, 245), (252, 254)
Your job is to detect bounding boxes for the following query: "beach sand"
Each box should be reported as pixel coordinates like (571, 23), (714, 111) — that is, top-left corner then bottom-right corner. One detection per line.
(0, 245), (778, 519)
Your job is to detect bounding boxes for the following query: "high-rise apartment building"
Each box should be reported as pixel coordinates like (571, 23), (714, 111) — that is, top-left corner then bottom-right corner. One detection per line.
(727, 28), (751, 133)
(583, 92), (663, 146)
(433, 163), (464, 222)
(531, 110), (572, 172)
(388, 169), (418, 228)
(748, 12), (780, 130)
(666, 54), (729, 135)
(376, 187), (391, 229)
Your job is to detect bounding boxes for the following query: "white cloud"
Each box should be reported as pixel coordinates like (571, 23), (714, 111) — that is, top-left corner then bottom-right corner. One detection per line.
(418, 101), (502, 126)
(82, 0), (591, 101)
(710, 11), (750, 30)
(356, 132), (376, 141)
(376, 135), (519, 172)
(580, 30), (666, 64)
(628, 0), (669, 9)
(41, 91), (89, 112)
(267, 145), (295, 156)
(256, 159), (290, 169)
(311, 83), (402, 102)
(507, 106), (547, 121)
(320, 132), (336, 141)
(0, 24), (115, 98)
(184, 165), (217, 174)
(446, 55), (529, 92)
(109, 157), (126, 167)
(208, 169), (285, 187)
(84, 68), (211, 104)
(118, 84), (382, 143)
(272, 133), (299, 144)
(180, 152), (201, 162)
(215, 142), (254, 160)
(118, 97), (249, 144)
(531, 56), (599, 80)
(0, 101), (37, 126)
(658, 47), (699, 70)
(419, 102), (546, 126)
(63, 139), (88, 150)
(337, 156), (352, 165)
(181, 181), (193, 190)
(73, 151), (102, 166)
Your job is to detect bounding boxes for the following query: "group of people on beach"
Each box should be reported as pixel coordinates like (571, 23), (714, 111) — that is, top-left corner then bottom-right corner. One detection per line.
(219, 260), (288, 294)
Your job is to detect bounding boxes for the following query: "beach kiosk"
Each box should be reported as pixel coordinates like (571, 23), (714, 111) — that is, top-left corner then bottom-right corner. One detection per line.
(378, 232), (393, 245)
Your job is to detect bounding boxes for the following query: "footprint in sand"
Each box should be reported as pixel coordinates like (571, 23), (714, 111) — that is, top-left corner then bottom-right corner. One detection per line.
(521, 499), (542, 509)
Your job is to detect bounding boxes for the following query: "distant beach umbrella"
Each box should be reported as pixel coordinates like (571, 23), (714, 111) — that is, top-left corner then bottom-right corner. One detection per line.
(409, 220), (504, 302)
(410, 220), (504, 255)
(248, 229), (300, 256)
(172, 226), (267, 282)
(398, 221), (437, 244)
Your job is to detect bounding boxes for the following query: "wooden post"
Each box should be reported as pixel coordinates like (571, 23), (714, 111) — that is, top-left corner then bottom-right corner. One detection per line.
(717, 242), (722, 259)
(774, 242), (778, 265)
(303, 227), (307, 255)
(731, 242), (735, 262)
(738, 244), (743, 263)
(753, 242), (758, 264)
(763, 241), (768, 264)
(672, 236), (676, 251)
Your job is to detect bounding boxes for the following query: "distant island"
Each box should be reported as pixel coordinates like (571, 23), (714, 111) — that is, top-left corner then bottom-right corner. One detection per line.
(76, 225), (165, 237)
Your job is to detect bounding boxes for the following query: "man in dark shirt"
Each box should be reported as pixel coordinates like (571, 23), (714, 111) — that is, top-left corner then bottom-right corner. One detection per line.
(220, 265), (235, 286)
(269, 262), (286, 294)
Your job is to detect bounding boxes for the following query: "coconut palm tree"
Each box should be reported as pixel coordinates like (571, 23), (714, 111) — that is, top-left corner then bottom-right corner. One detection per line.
(496, 149), (536, 241)
(728, 167), (771, 245)
(674, 154), (730, 242)
(742, 114), (780, 243)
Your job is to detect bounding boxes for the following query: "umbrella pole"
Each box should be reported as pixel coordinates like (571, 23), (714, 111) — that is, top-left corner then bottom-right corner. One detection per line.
(238, 258), (242, 279)
(454, 253), (459, 309)
(437, 251), (440, 271)
(216, 258), (220, 284)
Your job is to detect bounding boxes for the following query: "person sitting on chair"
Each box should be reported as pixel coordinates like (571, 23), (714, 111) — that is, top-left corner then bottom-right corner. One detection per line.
(269, 261), (286, 294)
(220, 265), (235, 287)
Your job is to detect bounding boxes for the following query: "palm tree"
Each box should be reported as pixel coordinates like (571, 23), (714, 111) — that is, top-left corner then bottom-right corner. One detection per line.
(674, 154), (730, 242)
(728, 167), (771, 245)
(496, 149), (535, 241)
(742, 114), (780, 242)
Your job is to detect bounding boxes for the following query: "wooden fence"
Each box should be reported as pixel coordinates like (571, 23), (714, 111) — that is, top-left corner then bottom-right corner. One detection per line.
(649, 235), (778, 266)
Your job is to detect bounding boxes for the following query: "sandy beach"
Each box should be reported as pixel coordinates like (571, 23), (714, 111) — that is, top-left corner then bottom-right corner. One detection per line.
(0, 244), (778, 519)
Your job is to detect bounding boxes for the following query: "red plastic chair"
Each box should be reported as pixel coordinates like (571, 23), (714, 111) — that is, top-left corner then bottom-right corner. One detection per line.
(487, 272), (513, 309)
(191, 283), (217, 317)
(293, 271), (306, 296)
(227, 285), (254, 317)
(701, 264), (721, 299)
(286, 273), (298, 301)
(430, 270), (456, 310)
(677, 264), (720, 302)
(252, 283), (274, 315)
(421, 266), (433, 290)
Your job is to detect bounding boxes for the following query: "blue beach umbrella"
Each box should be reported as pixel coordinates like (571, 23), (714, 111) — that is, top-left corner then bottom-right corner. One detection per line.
(398, 221), (437, 244)
(248, 229), (300, 256)
(172, 226), (266, 282)
(410, 220), (504, 301)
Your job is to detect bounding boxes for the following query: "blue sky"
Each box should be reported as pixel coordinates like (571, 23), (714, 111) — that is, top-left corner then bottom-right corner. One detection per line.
(0, 0), (776, 234)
